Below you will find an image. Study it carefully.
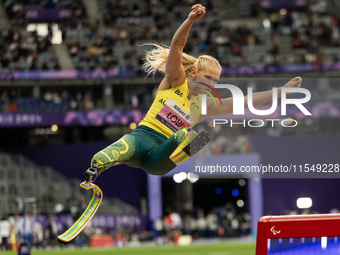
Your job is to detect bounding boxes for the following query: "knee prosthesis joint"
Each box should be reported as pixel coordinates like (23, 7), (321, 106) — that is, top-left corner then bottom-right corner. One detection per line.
(84, 160), (99, 183)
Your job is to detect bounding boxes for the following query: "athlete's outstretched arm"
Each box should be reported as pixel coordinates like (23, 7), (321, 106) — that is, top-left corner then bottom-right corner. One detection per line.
(205, 76), (302, 117)
(159, 4), (206, 90)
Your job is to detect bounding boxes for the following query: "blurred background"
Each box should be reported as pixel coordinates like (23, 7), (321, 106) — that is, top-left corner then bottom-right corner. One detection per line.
(0, 0), (340, 253)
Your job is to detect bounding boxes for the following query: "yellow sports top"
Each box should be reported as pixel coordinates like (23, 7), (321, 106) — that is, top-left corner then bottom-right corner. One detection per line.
(139, 80), (202, 138)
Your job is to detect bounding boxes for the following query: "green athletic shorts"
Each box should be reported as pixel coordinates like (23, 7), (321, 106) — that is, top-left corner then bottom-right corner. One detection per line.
(91, 125), (188, 176)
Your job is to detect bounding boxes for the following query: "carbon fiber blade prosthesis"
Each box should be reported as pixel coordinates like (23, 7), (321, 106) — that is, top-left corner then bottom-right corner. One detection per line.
(170, 130), (211, 165)
(57, 182), (103, 244)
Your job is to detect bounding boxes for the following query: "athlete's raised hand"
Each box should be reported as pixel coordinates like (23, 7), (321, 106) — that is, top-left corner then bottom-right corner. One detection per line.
(282, 76), (302, 95)
(188, 4), (206, 22)
(160, 4), (206, 90)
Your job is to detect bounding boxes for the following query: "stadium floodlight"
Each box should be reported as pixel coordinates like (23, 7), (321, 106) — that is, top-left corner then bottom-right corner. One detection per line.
(173, 172), (190, 183)
(178, 172), (187, 180)
(237, 199), (244, 208)
(188, 172), (199, 183)
(173, 173), (183, 183)
(238, 179), (246, 186)
(296, 197), (312, 209)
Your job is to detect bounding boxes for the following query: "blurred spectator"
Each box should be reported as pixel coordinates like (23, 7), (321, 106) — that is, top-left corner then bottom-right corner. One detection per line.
(32, 220), (44, 248)
(166, 212), (182, 230)
(9, 90), (17, 111)
(53, 92), (62, 105)
(153, 217), (164, 236)
(197, 213), (207, 238)
(14, 214), (23, 241)
(0, 216), (10, 250)
(24, 212), (33, 245)
(45, 215), (58, 246)
(0, 90), (9, 112)
(43, 90), (53, 103)
(182, 215), (193, 236)
(206, 211), (218, 237)
(83, 92), (94, 110)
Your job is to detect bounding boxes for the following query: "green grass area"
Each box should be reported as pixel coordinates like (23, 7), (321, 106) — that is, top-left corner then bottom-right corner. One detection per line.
(4, 242), (256, 255)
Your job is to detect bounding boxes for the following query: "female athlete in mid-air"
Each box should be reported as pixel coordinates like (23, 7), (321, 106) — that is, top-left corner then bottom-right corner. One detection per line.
(84, 4), (302, 182)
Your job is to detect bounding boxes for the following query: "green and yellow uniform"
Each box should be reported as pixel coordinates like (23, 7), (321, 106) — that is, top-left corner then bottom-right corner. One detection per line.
(91, 80), (202, 176)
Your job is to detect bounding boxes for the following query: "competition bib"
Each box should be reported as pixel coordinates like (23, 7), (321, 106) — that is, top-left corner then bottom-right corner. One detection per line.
(156, 99), (194, 132)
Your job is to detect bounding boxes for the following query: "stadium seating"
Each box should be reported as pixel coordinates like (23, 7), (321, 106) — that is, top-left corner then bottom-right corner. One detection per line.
(0, 153), (138, 215)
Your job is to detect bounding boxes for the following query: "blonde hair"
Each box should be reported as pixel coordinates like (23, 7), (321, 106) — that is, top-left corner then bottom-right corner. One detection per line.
(142, 43), (221, 78)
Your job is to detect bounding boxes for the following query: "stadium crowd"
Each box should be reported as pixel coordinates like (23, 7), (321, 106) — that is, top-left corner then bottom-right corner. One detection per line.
(2, 0), (87, 26)
(1, 0), (340, 71)
(0, 213), (63, 250)
(60, 0), (262, 71)
(0, 0), (261, 71)
(1, 205), (337, 250)
(264, 6), (340, 65)
(1, 79), (340, 113)
(1, 0), (89, 71)
(0, 26), (60, 71)
(0, 88), (96, 112)
(154, 206), (251, 242)
(0, 206), (250, 250)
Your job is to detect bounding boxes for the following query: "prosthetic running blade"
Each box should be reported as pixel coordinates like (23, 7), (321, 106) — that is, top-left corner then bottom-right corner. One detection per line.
(57, 182), (103, 245)
(170, 130), (211, 165)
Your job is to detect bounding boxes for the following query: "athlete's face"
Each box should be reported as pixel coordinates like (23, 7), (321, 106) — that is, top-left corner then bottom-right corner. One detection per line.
(190, 66), (221, 95)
